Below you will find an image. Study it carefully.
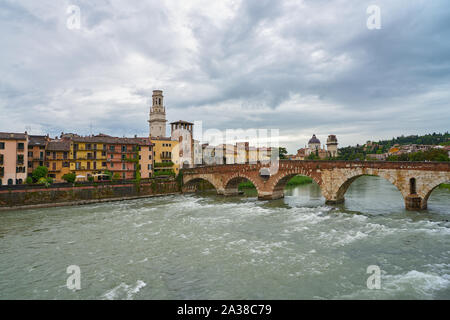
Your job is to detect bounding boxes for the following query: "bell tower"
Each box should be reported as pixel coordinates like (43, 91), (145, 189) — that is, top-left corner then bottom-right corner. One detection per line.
(148, 90), (167, 137)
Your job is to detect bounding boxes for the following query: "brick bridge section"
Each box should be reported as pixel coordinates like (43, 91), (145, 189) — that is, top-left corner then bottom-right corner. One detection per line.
(182, 160), (450, 210)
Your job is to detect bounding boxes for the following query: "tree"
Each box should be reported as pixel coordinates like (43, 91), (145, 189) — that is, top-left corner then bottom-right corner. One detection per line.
(32, 166), (48, 182)
(26, 176), (33, 184)
(62, 173), (76, 183)
(278, 147), (288, 159)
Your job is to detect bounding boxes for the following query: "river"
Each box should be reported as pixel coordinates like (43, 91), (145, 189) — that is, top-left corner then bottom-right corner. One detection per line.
(0, 176), (449, 299)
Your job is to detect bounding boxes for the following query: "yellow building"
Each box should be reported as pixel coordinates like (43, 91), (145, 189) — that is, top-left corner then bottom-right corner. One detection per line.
(69, 137), (108, 179)
(45, 140), (71, 182)
(150, 137), (180, 176)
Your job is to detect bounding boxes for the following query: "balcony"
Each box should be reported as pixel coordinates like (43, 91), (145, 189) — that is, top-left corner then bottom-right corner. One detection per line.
(0, 168), (4, 177)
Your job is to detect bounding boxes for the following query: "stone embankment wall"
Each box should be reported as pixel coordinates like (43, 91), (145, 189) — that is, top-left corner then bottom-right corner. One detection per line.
(0, 179), (180, 210)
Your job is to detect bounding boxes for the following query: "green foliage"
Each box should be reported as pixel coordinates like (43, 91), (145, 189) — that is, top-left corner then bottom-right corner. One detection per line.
(176, 169), (183, 187)
(112, 173), (120, 181)
(37, 177), (51, 187)
(286, 175), (313, 186)
(32, 166), (48, 182)
(307, 153), (320, 160)
(439, 183), (450, 190)
(387, 148), (449, 162)
(278, 147), (288, 160)
(154, 170), (175, 177)
(26, 176), (33, 185)
(87, 176), (94, 182)
(238, 181), (255, 190)
(62, 172), (76, 183)
(154, 162), (174, 168)
(337, 132), (450, 160)
(103, 170), (113, 179)
(238, 175), (313, 190)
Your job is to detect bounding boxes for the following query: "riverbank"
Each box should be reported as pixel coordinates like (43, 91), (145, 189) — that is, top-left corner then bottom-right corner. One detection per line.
(440, 183), (450, 189)
(0, 179), (180, 211)
(238, 175), (313, 190)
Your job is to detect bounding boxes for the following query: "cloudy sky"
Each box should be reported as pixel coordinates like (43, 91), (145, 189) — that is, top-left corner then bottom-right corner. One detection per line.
(1, 0), (449, 152)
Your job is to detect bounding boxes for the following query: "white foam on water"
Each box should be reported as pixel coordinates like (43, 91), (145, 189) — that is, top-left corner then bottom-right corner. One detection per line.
(102, 280), (147, 300)
(338, 270), (450, 299)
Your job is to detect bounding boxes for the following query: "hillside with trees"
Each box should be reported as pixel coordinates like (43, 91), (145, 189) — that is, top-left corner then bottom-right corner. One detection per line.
(336, 132), (450, 161)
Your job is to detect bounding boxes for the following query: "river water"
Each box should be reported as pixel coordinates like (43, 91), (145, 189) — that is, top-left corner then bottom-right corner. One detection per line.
(0, 176), (449, 299)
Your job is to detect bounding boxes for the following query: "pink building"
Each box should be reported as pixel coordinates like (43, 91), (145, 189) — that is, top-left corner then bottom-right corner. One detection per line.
(0, 132), (29, 186)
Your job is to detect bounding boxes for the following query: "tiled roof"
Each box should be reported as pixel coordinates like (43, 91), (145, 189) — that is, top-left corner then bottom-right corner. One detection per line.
(72, 135), (152, 145)
(0, 132), (27, 140)
(28, 135), (48, 146)
(47, 140), (70, 151)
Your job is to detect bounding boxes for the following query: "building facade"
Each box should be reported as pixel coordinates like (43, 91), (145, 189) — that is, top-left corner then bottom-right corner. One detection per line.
(150, 137), (180, 175)
(46, 140), (71, 182)
(69, 137), (108, 179)
(170, 120), (194, 168)
(0, 132), (28, 185)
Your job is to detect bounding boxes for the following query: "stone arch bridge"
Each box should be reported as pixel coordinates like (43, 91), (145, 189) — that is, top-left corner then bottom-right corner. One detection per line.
(182, 160), (450, 210)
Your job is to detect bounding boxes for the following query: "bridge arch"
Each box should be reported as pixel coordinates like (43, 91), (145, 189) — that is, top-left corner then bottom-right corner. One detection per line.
(262, 169), (322, 200)
(420, 178), (450, 210)
(334, 173), (406, 205)
(183, 176), (222, 194)
(223, 173), (261, 196)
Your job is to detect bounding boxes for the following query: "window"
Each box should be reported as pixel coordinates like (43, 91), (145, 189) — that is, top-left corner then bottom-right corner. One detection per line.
(46, 151), (50, 156)
(86, 144), (91, 150)
(45, 162), (49, 167)
(0, 154), (3, 165)
(149, 155), (152, 160)
(122, 154), (126, 160)
(110, 154), (113, 159)
(122, 164), (126, 170)
(17, 154), (24, 165)
(63, 162), (69, 168)
(8, 179), (13, 185)
(102, 162), (107, 167)
(102, 151), (106, 157)
(17, 143), (24, 150)
(110, 145), (115, 151)
(52, 163), (56, 170)
(0, 142), (4, 149)
(122, 146), (126, 152)
(111, 163), (114, 168)
(53, 152), (56, 159)
(28, 151), (33, 157)
(63, 152), (68, 160)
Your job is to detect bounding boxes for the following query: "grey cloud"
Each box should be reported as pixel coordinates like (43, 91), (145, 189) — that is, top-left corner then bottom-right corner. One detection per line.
(0, 0), (449, 153)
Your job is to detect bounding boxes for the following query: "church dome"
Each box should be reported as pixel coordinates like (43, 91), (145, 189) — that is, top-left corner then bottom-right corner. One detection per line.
(308, 134), (320, 144)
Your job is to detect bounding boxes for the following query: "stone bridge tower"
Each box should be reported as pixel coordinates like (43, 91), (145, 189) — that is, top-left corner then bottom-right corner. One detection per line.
(148, 90), (167, 137)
